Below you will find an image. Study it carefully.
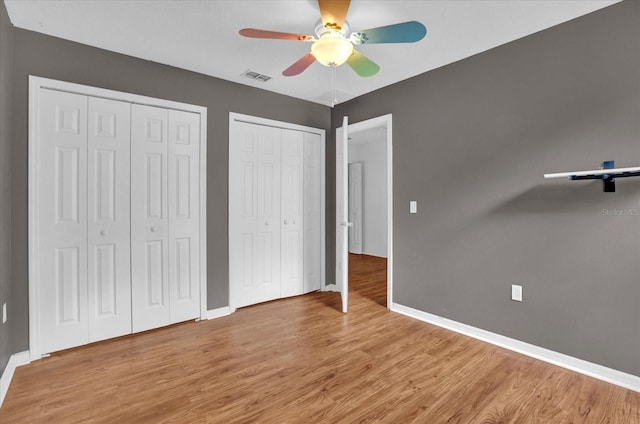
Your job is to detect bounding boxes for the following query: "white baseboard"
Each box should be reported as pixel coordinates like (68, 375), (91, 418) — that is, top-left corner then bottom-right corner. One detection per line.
(206, 306), (233, 320)
(391, 303), (640, 393)
(0, 351), (31, 407)
(323, 283), (339, 292)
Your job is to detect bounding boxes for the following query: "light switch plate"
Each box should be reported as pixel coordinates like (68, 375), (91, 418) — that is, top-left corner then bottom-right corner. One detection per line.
(410, 201), (417, 214)
(2, 302), (6, 324)
(511, 285), (523, 302)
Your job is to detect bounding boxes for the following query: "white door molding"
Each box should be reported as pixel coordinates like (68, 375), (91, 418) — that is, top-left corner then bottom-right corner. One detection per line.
(28, 76), (208, 360)
(348, 162), (363, 254)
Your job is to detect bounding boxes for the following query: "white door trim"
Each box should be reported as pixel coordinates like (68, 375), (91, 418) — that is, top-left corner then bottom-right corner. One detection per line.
(28, 76), (208, 361)
(337, 114), (393, 308)
(228, 112), (326, 309)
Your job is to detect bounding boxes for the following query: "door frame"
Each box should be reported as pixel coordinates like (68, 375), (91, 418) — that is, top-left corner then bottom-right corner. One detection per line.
(28, 76), (208, 361)
(335, 114), (393, 309)
(228, 112), (326, 311)
(347, 162), (363, 255)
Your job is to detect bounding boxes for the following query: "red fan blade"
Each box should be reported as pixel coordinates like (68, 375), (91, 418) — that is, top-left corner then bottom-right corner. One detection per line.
(239, 28), (315, 42)
(283, 53), (316, 76)
(318, 0), (351, 31)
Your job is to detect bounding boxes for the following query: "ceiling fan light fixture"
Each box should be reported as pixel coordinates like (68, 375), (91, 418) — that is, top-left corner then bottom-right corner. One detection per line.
(311, 32), (354, 67)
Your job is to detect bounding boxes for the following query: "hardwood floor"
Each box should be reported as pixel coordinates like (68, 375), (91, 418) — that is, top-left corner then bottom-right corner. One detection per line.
(1, 254), (638, 423)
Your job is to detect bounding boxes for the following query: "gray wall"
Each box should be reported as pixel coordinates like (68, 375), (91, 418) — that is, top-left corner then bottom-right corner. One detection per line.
(333, 1), (640, 376)
(0, 0), (14, 376)
(9, 27), (331, 352)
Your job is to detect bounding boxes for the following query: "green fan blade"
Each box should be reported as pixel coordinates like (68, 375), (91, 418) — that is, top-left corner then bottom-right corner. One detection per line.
(346, 50), (380, 77)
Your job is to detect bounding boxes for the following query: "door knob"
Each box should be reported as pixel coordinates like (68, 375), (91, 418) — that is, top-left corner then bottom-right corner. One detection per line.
(265, 221), (269, 226)
(100, 230), (107, 236)
(151, 226), (158, 232)
(284, 220), (289, 225)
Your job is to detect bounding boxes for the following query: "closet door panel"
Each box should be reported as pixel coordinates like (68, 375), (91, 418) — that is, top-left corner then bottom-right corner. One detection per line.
(256, 125), (282, 300)
(229, 122), (282, 308)
(131, 104), (170, 332)
(281, 130), (304, 298)
(303, 132), (322, 293)
(38, 89), (89, 354)
(229, 122), (258, 308)
(168, 110), (201, 322)
(87, 97), (132, 342)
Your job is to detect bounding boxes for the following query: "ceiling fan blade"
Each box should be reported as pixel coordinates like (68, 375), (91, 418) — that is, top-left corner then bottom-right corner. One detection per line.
(350, 21), (427, 44)
(318, 0), (351, 31)
(239, 28), (315, 42)
(283, 53), (316, 76)
(346, 50), (380, 77)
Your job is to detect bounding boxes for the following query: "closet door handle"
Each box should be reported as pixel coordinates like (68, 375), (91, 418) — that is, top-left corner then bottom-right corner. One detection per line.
(100, 230), (108, 236)
(150, 226), (158, 233)
(284, 219), (289, 225)
(265, 221), (269, 226)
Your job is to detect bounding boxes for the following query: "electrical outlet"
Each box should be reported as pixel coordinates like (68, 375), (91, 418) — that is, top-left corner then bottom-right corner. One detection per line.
(2, 302), (6, 324)
(511, 285), (523, 302)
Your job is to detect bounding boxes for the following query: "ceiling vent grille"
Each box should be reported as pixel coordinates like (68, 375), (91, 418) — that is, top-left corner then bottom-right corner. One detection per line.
(241, 70), (272, 82)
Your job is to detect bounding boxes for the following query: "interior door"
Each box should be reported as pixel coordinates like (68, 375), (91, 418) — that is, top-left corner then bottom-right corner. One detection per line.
(348, 162), (363, 254)
(38, 89), (89, 354)
(87, 96), (132, 343)
(281, 129), (304, 298)
(336, 116), (349, 313)
(130, 104), (170, 332)
(168, 109), (201, 322)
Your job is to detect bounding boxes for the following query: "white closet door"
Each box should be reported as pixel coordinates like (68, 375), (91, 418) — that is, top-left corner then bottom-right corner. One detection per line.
(38, 89), (89, 354)
(87, 97), (132, 342)
(281, 130), (304, 298)
(303, 132), (322, 293)
(229, 122), (282, 308)
(168, 110), (201, 322)
(131, 104), (170, 332)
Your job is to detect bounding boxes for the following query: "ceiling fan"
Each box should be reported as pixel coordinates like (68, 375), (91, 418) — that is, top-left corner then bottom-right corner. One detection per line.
(239, 0), (427, 77)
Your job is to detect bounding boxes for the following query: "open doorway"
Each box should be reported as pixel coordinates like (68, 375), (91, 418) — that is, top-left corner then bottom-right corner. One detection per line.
(335, 114), (392, 312)
(348, 126), (389, 307)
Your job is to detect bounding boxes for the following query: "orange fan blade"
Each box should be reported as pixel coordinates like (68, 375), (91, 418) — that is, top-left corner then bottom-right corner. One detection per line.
(239, 28), (315, 42)
(283, 53), (316, 76)
(318, 0), (351, 31)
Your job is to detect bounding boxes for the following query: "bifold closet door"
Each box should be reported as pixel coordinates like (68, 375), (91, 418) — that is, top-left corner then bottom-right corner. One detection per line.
(303, 132), (322, 293)
(229, 122), (282, 308)
(131, 105), (201, 332)
(38, 90), (132, 353)
(131, 104), (171, 332)
(87, 97), (132, 343)
(38, 90), (89, 354)
(280, 130), (304, 298)
(167, 109), (201, 323)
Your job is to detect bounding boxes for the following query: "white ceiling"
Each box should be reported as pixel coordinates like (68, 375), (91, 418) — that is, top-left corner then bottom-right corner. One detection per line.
(4, 0), (620, 107)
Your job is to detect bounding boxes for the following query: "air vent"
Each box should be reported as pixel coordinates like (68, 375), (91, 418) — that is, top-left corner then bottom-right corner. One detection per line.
(241, 70), (272, 83)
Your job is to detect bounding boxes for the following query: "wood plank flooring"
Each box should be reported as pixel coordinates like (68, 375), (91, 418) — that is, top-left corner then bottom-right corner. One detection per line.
(1, 254), (638, 423)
